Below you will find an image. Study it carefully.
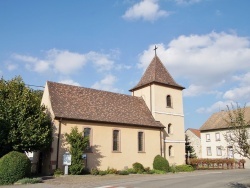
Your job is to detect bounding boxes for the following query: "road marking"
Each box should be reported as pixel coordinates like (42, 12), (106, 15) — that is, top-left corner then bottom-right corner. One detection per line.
(95, 186), (137, 188)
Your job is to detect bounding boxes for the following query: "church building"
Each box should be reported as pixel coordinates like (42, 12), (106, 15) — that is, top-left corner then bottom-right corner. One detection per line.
(40, 53), (185, 174)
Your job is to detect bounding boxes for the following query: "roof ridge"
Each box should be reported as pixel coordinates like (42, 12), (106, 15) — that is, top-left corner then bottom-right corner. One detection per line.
(47, 81), (135, 99)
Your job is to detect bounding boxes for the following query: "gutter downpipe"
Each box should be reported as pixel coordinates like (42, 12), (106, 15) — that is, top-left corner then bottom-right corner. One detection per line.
(160, 128), (163, 157)
(56, 118), (62, 169)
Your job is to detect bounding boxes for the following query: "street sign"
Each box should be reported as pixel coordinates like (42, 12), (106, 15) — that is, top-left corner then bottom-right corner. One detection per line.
(63, 152), (72, 165)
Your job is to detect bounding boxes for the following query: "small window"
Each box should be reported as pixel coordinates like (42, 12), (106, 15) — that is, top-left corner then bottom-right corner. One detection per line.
(166, 95), (172, 107)
(207, 147), (212, 156)
(215, 133), (220, 141)
(168, 124), (172, 134)
(83, 128), (92, 152)
(206, 134), (210, 142)
(216, 146), (222, 156)
(169, 145), (173, 157)
(138, 132), (144, 152)
(113, 130), (120, 152)
(227, 146), (233, 158)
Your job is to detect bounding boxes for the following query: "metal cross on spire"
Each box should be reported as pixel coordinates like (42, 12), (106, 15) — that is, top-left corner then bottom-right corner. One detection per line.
(154, 45), (158, 56)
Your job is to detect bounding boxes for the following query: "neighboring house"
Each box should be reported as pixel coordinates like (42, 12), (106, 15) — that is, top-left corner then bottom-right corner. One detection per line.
(185, 128), (201, 158)
(200, 108), (250, 168)
(40, 54), (186, 175)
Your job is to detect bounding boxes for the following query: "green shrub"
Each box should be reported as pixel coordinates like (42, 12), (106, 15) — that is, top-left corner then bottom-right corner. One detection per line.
(53, 168), (64, 177)
(127, 168), (137, 174)
(15, 178), (42, 184)
(153, 155), (170, 172)
(170, 164), (177, 173)
(90, 168), (99, 175)
(0, 151), (31, 185)
(132, 162), (144, 173)
(106, 167), (118, 174)
(118, 170), (129, 175)
(65, 127), (89, 175)
(151, 169), (166, 174)
(98, 170), (107, 176)
(175, 165), (194, 172)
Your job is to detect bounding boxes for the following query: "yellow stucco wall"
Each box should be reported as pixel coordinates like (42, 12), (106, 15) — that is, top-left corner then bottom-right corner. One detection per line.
(52, 120), (161, 171)
(133, 84), (186, 165)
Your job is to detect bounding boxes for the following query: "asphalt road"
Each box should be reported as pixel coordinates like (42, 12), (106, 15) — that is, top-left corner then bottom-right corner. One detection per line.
(2, 169), (250, 188)
(104, 169), (250, 188)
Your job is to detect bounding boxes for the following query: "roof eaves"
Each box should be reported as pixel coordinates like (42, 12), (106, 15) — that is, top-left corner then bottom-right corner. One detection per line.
(54, 116), (164, 129)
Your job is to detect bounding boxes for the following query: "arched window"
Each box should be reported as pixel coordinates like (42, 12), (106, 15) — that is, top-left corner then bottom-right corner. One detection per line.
(113, 130), (120, 152)
(168, 124), (172, 134)
(138, 131), (144, 152)
(84, 127), (92, 152)
(166, 95), (172, 107)
(169, 145), (173, 157)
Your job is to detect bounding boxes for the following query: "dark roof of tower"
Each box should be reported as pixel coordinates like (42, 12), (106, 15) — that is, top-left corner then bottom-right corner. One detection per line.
(129, 55), (184, 91)
(46, 81), (164, 129)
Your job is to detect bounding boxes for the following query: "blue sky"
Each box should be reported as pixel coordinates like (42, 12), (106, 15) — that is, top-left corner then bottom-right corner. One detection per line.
(1, 0), (250, 130)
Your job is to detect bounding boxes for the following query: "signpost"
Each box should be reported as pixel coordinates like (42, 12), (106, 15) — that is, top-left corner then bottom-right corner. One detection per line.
(63, 152), (71, 175)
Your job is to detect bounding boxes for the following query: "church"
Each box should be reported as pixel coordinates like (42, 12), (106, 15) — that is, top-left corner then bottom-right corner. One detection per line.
(40, 53), (185, 174)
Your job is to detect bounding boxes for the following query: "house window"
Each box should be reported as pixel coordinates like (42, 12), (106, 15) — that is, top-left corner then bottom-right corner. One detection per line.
(227, 146), (233, 158)
(215, 132), (220, 141)
(206, 134), (210, 142)
(216, 146), (222, 156)
(83, 128), (92, 152)
(138, 132), (144, 152)
(169, 145), (173, 157)
(168, 124), (172, 134)
(166, 95), (172, 107)
(207, 147), (212, 156)
(113, 130), (120, 152)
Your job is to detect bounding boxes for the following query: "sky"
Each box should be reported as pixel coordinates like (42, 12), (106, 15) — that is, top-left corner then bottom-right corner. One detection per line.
(1, 0), (250, 130)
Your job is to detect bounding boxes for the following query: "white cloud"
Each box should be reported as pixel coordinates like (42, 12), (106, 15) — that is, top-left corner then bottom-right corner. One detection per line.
(122, 0), (170, 21)
(174, 0), (202, 5)
(59, 79), (81, 86)
(86, 51), (114, 72)
(138, 32), (250, 97)
(196, 100), (236, 114)
(48, 49), (86, 75)
(12, 54), (38, 63)
(223, 86), (250, 102)
(222, 72), (250, 102)
(183, 84), (217, 97)
(12, 50), (87, 74)
(11, 49), (127, 75)
(12, 54), (50, 73)
(91, 74), (119, 92)
(6, 63), (18, 71)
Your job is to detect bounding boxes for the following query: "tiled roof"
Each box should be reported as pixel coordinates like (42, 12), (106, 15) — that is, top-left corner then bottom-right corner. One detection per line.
(47, 81), (164, 128)
(187, 128), (200, 138)
(200, 107), (250, 131)
(130, 55), (184, 91)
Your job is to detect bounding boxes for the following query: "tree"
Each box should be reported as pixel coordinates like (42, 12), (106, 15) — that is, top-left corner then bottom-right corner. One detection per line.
(65, 127), (89, 175)
(224, 104), (250, 159)
(0, 76), (52, 157)
(185, 135), (197, 164)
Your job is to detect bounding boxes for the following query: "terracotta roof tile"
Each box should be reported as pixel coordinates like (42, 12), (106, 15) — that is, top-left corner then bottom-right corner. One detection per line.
(47, 81), (164, 128)
(130, 55), (184, 91)
(200, 107), (250, 131)
(187, 128), (200, 138)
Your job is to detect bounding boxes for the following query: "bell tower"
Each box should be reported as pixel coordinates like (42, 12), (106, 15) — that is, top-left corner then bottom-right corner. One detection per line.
(130, 51), (185, 165)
